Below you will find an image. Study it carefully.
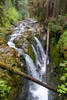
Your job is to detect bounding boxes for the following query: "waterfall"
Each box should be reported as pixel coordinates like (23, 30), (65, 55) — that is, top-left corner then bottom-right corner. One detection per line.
(24, 54), (39, 79)
(24, 37), (48, 100)
(7, 19), (49, 100)
(34, 37), (46, 62)
(34, 37), (46, 74)
(31, 45), (41, 68)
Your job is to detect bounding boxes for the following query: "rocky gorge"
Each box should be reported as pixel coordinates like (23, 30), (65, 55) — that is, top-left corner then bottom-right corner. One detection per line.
(0, 18), (50, 100)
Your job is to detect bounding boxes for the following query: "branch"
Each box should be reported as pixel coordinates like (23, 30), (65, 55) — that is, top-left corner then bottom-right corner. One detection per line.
(0, 62), (58, 93)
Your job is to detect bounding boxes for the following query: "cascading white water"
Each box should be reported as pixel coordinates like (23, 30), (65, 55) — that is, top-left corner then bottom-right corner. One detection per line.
(31, 45), (41, 68)
(34, 37), (46, 74)
(24, 54), (39, 79)
(25, 37), (48, 100)
(34, 37), (46, 62)
(7, 22), (26, 55)
(7, 19), (49, 100)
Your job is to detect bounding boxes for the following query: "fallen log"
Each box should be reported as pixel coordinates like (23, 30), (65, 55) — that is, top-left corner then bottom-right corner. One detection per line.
(0, 62), (58, 93)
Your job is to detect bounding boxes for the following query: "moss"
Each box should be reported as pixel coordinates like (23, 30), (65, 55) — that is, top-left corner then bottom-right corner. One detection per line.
(50, 44), (60, 66)
(27, 32), (34, 44)
(14, 30), (35, 59)
(13, 39), (21, 48)
(0, 46), (21, 100)
(27, 45), (35, 62)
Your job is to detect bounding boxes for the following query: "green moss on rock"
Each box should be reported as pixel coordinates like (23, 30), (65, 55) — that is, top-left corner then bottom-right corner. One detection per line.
(27, 45), (35, 62)
(0, 45), (21, 100)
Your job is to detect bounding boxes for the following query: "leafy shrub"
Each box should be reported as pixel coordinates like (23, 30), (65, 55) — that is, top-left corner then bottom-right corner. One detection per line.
(0, 79), (11, 98)
(57, 61), (67, 94)
(59, 31), (67, 48)
(7, 7), (19, 24)
(58, 31), (67, 60)
(49, 22), (61, 34)
(0, 5), (10, 27)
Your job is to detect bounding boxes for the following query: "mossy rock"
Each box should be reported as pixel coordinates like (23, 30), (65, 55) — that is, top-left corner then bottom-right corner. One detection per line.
(0, 45), (22, 100)
(27, 45), (35, 62)
(14, 38), (22, 48)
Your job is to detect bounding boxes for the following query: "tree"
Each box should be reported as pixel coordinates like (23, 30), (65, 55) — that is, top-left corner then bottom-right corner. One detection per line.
(54, 0), (59, 24)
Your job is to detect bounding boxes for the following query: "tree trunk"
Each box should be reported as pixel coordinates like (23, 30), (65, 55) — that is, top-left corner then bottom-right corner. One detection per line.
(0, 61), (58, 93)
(46, 28), (49, 73)
(56, 0), (59, 24)
(53, 0), (59, 24)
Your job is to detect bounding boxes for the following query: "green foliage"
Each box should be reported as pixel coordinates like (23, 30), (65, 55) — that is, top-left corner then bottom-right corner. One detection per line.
(50, 44), (60, 66)
(49, 22), (63, 66)
(49, 22), (62, 44)
(58, 84), (67, 94)
(15, 0), (29, 19)
(0, 0), (29, 27)
(28, 45), (35, 62)
(34, 15), (44, 22)
(0, 79), (11, 99)
(7, 7), (19, 23)
(57, 61), (67, 94)
(58, 31), (67, 60)
(0, 5), (10, 27)
(49, 21), (67, 97)
(5, 0), (19, 23)
(0, 0), (20, 27)
(59, 31), (67, 47)
(49, 22), (61, 34)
